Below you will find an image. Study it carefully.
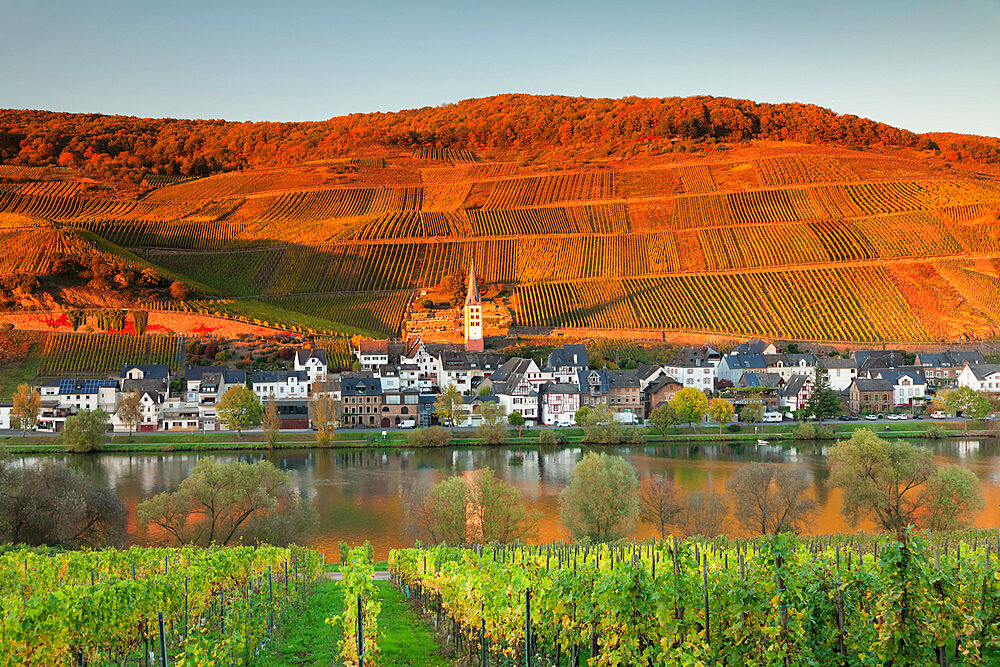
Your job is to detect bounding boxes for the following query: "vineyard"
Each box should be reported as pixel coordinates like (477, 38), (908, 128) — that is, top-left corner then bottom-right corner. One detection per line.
(38, 332), (182, 376)
(390, 530), (1000, 666)
(265, 291), (411, 337)
(0, 545), (322, 665)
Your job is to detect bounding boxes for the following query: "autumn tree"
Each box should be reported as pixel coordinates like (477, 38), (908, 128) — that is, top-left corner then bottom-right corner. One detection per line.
(476, 400), (508, 445)
(707, 397), (735, 434)
(828, 429), (984, 535)
(648, 403), (681, 440)
(169, 281), (191, 301)
(579, 404), (627, 444)
(407, 476), (469, 545)
(11, 383), (41, 436)
(672, 490), (729, 539)
(115, 390), (143, 436)
(434, 384), (465, 435)
(63, 409), (109, 453)
(742, 399), (766, 424)
(942, 387), (992, 432)
(670, 387), (708, 431)
(467, 467), (537, 543)
(726, 463), (817, 535)
(559, 452), (639, 541)
(137, 459), (318, 547)
(216, 385), (262, 436)
(310, 393), (340, 445)
(638, 473), (681, 539)
(262, 393), (281, 448)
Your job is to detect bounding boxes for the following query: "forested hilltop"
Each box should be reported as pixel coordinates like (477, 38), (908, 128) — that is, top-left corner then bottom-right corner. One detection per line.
(5, 94), (997, 182)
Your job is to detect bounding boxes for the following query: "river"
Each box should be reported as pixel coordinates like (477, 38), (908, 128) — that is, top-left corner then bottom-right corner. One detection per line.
(13, 438), (1000, 560)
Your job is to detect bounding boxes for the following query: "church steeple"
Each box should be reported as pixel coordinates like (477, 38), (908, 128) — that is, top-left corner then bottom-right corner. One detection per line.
(465, 262), (480, 305)
(463, 262), (483, 351)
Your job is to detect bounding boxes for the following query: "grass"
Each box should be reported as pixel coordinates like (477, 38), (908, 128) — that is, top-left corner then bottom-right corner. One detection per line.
(259, 580), (452, 666)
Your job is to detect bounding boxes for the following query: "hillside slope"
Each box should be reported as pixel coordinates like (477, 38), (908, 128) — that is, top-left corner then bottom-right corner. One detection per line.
(2, 96), (1000, 343)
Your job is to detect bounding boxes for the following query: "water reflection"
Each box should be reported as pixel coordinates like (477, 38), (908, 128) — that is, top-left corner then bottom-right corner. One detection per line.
(13, 438), (1000, 560)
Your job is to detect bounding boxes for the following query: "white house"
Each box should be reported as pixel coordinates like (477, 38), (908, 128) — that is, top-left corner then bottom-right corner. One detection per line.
(401, 336), (438, 391)
(545, 344), (589, 384)
(352, 340), (389, 371)
(957, 364), (1000, 394)
(490, 371), (539, 426)
(293, 349), (328, 382)
(111, 389), (163, 432)
(823, 358), (858, 392)
(870, 370), (927, 407)
(663, 347), (717, 391)
(764, 354), (816, 382)
(38, 379), (119, 431)
(540, 382), (582, 426)
(779, 374), (814, 415)
(120, 364), (170, 382)
(0, 400), (12, 430)
(252, 370), (310, 401)
(435, 351), (504, 394)
(185, 367), (246, 430)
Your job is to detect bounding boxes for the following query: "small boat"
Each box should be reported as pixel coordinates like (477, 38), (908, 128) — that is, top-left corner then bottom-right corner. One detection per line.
(756, 439), (769, 446)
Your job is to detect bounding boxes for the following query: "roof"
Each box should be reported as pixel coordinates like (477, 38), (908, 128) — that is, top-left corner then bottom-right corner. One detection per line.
(463, 394), (500, 405)
(735, 339), (772, 355)
(466, 263), (480, 305)
(667, 347), (715, 368)
(578, 368), (609, 393)
(546, 343), (589, 369)
(852, 378), (893, 392)
(875, 370), (925, 386)
(121, 378), (168, 395)
(294, 349), (328, 366)
(341, 377), (383, 395)
(252, 370), (309, 384)
(438, 351), (505, 371)
(962, 364), (1000, 381)
(854, 350), (905, 370)
(723, 352), (767, 370)
(821, 357), (858, 369)
(540, 382), (582, 395)
(739, 372), (783, 388)
(916, 350), (986, 367)
(646, 375), (681, 395)
(119, 364), (169, 379)
(606, 369), (642, 389)
(780, 374), (811, 397)
(403, 336), (426, 359)
(223, 369), (246, 385)
(58, 379), (118, 395)
(357, 339), (389, 354)
(491, 357), (539, 383)
(185, 365), (228, 381)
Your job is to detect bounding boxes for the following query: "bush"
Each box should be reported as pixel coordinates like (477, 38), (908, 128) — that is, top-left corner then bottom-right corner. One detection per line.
(815, 425), (835, 440)
(407, 426), (451, 447)
(925, 423), (947, 439)
(792, 423), (817, 440)
(538, 430), (564, 445)
(726, 423), (742, 433)
(477, 423), (508, 445)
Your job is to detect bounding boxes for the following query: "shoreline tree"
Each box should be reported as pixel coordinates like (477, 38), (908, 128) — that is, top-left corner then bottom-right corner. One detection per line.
(670, 387), (708, 432)
(310, 393), (340, 445)
(559, 452), (639, 541)
(434, 384), (464, 436)
(116, 390), (143, 437)
(638, 473), (681, 539)
(262, 392), (281, 448)
(805, 362), (841, 423)
(476, 401), (508, 445)
(63, 409), (109, 453)
(12, 383), (41, 436)
(726, 462), (817, 535)
(707, 397), (735, 434)
(216, 385), (262, 436)
(648, 402), (681, 440)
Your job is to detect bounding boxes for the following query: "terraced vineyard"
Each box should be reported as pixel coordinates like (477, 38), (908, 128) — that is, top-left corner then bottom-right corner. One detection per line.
(4, 138), (1000, 342)
(38, 332), (182, 376)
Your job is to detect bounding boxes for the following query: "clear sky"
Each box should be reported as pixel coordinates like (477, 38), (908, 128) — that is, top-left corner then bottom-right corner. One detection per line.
(2, 0), (998, 136)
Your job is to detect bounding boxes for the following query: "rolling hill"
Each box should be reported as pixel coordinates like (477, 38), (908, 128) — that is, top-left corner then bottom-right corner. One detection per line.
(1, 95), (1000, 344)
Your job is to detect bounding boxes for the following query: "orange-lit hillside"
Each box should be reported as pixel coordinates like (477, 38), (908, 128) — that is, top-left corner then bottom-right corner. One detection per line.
(1, 95), (999, 343)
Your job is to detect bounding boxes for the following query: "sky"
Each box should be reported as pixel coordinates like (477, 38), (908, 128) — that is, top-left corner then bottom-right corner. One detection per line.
(1, 0), (998, 136)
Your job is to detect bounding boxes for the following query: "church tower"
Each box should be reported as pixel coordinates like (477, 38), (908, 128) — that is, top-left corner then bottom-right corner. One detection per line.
(463, 262), (483, 352)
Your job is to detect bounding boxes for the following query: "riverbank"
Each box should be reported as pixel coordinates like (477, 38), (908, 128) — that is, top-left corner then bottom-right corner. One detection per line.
(0, 420), (991, 454)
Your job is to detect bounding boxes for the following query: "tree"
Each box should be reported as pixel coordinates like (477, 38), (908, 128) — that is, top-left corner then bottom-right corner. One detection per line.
(409, 476), (468, 544)
(310, 394), (340, 445)
(116, 390), (143, 436)
(574, 406), (592, 426)
(434, 384), (465, 435)
(216, 385), (262, 436)
(707, 397), (735, 434)
(407, 426), (451, 447)
(726, 463), (816, 535)
(919, 465), (985, 531)
(11, 383), (40, 436)
(467, 467), (537, 543)
(169, 281), (191, 300)
(0, 462), (127, 548)
(638, 473), (681, 538)
(137, 459), (318, 547)
(578, 404), (626, 444)
(262, 393), (281, 448)
(829, 429), (983, 535)
(63, 409), (109, 453)
(805, 362), (841, 423)
(648, 403), (681, 439)
(559, 452), (639, 541)
(672, 490), (729, 538)
(943, 387), (992, 432)
(507, 410), (525, 437)
(742, 399), (765, 425)
(476, 401), (508, 445)
(670, 387), (708, 431)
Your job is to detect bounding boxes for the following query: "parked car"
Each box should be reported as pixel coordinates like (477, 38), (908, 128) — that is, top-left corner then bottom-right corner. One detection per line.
(931, 411), (947, 419)
(865, 414), (878, 421)
(762, 412), (783, 423)
(613, 412), (639, 425)
(398, 419), (416, 429)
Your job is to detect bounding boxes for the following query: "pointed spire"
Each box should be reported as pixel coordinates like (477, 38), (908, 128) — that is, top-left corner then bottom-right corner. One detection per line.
(465, 262), (480, 305)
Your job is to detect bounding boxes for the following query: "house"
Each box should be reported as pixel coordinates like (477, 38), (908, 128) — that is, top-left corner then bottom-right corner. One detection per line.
(607, 368), (652, 420)
(849, 378), (894, 414)
(822, 357), (858, 392)
(274, 399), (312, 429)
(293, 349), (328, 382)
(380, 388), (421, 428)
(401, 336), (438, 391)
(490, 358), (553, 389)
(578, 368), (610, 409)
(376, 365), (402, 392)
(435, 351), (505, 394)
(111, 388), (163, 432)
(545, 344), (589, 384)
(38, 379), (119, 432)
(663, 347), (717, 391)
(0, 400), (12, 430)
(644, 374), (683, 413)
(160, 398), (200, 431)
(341, 376), (384, 427)
(732, 372), (783, 410)
(779, 374), (814, 415)
(460, 395), (502, 427)
(916, 351), (986, 385)
(119, 364), (170, 382)
(734, 339), (777, 356)
(419, 394), (437, 427)
(869, 369), (926, 407)
(854, 350), (906, 372)
(252, 370), (310, 401)
(353, 340), (389, 370)
(717, 352), (767, 385)
(490, 367), (540, 426)
(763, 353), (816, 382)
(957, 364), (1000, 395)
(185, 366), (246, 430)
(539, 382), (582, 426)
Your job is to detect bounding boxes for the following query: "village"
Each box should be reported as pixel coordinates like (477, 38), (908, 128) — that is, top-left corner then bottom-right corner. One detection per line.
(3, 264), (999, 435)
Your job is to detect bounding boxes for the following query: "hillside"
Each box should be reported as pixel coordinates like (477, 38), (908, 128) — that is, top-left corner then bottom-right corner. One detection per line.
(2, 95), (1000, 344)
